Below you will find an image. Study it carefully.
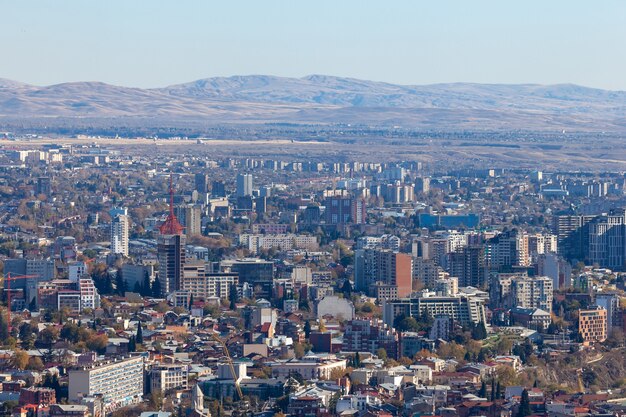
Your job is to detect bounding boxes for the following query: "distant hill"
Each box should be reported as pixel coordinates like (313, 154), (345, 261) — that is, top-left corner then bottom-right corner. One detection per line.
(1, 75), (626, 131)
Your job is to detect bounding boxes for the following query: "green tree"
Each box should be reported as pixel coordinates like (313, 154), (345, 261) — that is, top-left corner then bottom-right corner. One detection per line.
(396, 317), (420, 332)
(304, 320), (311, 339)
(471, 322), (488, 340)
(60, 323), (80, 343)
(128, 335), (136, 353)
(329, 391), (341, 413)
(142, 272), (152, 296)
(136, 324), (144, 344)
(229, 283), (238, 310)
(152, 278), (162, 298)
(115, 270), (126, 295)
(478, 380), (487, 398)
(517, 389), (531, 417)
(341, 280), (352, 297)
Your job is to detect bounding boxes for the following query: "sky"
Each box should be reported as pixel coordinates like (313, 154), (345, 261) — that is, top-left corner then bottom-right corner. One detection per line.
(2, 1), (626, 90)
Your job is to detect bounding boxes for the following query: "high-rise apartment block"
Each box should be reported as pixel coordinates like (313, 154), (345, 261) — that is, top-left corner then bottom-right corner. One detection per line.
(194, 173), (208, 193)
(36, 176), (52, 197)
(110, 207), (129, 257)
(355, 249), (413, 299)
(415, 177), (430, 194)
(509, 275), (553, 312)
(325, 196), (366, 225)
(553, 210), (626, 269)
(69, 356), (144, 413)
(175, 205), (202, 236)
(236, 173), (253, 197)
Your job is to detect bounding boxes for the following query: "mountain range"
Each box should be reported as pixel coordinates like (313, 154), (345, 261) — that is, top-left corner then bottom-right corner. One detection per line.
(1, 75), (626, 131)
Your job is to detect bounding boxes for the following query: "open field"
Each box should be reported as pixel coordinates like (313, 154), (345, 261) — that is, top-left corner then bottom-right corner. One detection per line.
(4, 133), (626, 171)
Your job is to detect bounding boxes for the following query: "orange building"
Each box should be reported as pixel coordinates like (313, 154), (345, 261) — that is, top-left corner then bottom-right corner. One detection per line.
(578, 307), (607, 343)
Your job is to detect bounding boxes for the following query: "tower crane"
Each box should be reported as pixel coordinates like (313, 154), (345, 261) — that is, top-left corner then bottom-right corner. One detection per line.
(210, 331), (245, 402)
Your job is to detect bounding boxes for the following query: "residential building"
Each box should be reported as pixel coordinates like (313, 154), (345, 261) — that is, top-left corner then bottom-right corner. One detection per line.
(343, 319), (398, 359)
(578, 307), (608, 343)
(596, 293), (621, 329)
(78, 278), (100, 310)
(325, 196), (366, 225)
(354, 249), (412, 299)
(236, 173), (253, 197)
(447, 246), (486, 287)
(270, 357), (347, 380)
(383, 293), (486, 328)
(509, 275), (553, 312)
(68, 261), (87, 283)
(150, 363), (189, 393)
(68, 356), (145, 413)
(110, 207), (129, 257)
(194, 173), (208, 193)
(181, 261), (238, 300)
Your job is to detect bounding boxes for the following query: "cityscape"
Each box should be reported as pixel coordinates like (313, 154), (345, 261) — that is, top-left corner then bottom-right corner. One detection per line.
(2, 2), (626, 417)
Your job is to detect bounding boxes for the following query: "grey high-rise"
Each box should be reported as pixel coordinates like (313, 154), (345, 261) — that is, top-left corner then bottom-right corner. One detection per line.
(236, 173), (253, 197)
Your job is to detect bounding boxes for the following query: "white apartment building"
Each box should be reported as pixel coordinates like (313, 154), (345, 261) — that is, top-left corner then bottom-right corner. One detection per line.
(383, 293), (486, 328)
(270, 358), (347, 380)
(509, 275), (553, 312)
(110, 214), (129, 256)
(239, 234), (318, 254)
(69, 356), (144, 413)
(79, 278), (101, 310)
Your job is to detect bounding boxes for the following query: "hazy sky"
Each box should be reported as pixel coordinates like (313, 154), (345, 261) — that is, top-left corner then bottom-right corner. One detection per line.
(2, 1), (626, 90)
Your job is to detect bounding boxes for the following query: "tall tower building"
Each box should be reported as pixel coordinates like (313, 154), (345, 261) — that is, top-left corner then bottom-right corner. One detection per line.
(415, 177), (430, 194)
(157, 176), (186, 296)
(175, 205), (202, 237)
(194, 173), (208, 194)
(110, 207), (129, 257)
(354, 249), (412, 299)
(236, 173), (253, 197)
(211, 180), (226, 198)
(36, 177), (52, 197)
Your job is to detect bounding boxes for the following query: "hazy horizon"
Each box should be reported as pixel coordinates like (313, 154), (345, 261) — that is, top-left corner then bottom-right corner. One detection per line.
(2, 1), (626, 90)
(3, 73), (626, 93)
